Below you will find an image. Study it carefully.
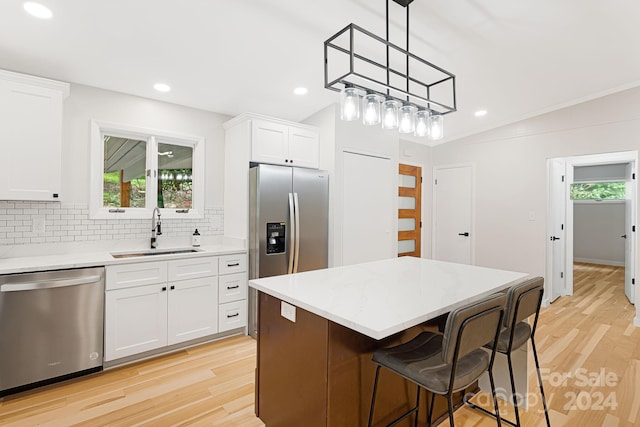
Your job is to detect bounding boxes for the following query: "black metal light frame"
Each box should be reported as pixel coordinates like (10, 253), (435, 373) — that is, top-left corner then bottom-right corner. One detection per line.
(324, 0), (456, 116)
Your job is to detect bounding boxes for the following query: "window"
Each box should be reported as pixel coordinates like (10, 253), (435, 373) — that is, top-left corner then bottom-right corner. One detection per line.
(570, 182), (626, 200)
(90, 120), (204, 219)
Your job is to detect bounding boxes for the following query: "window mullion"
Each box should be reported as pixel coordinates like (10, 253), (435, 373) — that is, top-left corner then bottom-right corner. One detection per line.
(148, 136), (159, 209)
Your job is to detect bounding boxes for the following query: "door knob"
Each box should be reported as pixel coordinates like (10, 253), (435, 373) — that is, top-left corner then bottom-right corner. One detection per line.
(621, 234), (627, 239)
(458, 232), (470, 237)
(550, 236), (560, 241)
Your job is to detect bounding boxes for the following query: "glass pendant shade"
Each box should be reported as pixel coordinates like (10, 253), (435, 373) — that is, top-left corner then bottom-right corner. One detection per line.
(381, 99), (399, 130)
(414, 109), (429, 137)
(340, 85), (360, 121)
(429, 114), (444, 140)
(362, 92), (381, 125)
(398, 104), (417, 134)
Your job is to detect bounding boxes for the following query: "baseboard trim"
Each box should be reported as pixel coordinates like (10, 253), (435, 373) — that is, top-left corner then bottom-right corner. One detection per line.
(574, 258), (625, 267)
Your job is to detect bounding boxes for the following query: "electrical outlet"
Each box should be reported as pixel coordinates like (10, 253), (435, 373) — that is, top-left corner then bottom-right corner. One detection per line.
(528, 211), (536, 221)
(281, 301), (296, 323)
(32, 216), (46, 234)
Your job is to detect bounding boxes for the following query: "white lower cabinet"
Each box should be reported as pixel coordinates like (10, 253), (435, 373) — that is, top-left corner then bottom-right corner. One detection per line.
(168, 277), (218, 345)
(104, 284), (168, 361)
(105, 253), (247, 363)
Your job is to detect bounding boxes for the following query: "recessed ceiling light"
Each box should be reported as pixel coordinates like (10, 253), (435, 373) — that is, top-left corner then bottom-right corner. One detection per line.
(154, 83), (171, 93)
(474, 109), (488, 117)
(294, 87), (308, 95)
(23, 2), (52, 19)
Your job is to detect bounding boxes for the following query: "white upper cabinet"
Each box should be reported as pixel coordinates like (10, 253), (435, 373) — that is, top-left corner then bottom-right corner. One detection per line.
(249, 116), (319, 168)
(0, 70), (69, 201)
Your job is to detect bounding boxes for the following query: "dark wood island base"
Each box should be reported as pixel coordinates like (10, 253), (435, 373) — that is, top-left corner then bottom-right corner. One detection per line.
(256, 292), (473, 426)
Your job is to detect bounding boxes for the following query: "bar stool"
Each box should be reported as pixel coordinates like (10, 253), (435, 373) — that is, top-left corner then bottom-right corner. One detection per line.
(465, 277), (551, 426)
(368, 293), (506, 427)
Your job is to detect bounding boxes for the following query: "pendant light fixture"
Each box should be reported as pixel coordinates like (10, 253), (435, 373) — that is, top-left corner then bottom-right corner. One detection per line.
(398, 103), (417, 134)
(414, 109), (429, 137)
(429, 114), (444, 140)
(362, 91), (382, 125)
(325, 0), (456, 141)
(340, 84), (360, 121)
(381, 98), (400, 130)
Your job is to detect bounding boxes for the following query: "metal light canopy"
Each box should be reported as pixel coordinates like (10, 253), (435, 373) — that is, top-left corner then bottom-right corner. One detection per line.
(324, 0), (456, 139)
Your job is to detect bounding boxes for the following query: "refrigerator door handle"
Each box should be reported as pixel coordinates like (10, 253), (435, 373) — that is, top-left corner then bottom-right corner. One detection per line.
(293, 192), (301, 273)
(288, 193), (295, 274)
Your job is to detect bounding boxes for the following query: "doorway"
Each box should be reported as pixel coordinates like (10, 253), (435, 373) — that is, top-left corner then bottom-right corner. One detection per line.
(398, 164), (422, 257)
(547, 152), (638, 316)
(432, 164), (474, 264)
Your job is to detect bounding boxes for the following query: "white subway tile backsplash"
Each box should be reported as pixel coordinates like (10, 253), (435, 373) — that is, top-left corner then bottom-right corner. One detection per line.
(0, 202), (224, 247)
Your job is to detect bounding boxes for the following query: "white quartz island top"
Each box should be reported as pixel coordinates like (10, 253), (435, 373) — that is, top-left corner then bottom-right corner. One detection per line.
(249, 257), (528, 340)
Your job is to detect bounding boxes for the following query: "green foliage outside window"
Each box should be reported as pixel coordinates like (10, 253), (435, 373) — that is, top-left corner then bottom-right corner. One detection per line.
(570, 182), (626, 200)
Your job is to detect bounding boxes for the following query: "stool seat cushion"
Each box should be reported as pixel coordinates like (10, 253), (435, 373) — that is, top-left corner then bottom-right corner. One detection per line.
(372, 331), (491, 395)
(488, 321), (532, 353)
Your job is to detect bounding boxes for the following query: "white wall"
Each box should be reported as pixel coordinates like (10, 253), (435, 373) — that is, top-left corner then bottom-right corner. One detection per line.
(573, 201), (625, 265)
(430, 86), (640, 277)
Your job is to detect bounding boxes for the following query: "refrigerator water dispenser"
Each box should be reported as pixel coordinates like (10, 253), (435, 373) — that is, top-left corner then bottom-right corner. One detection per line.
(266, 222), (286, 254)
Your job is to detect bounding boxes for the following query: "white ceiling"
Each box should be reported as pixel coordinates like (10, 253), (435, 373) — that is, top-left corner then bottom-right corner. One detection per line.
(1, 0), (639, 145)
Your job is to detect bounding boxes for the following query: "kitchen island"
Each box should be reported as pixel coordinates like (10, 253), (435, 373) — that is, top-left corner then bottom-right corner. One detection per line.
(249, 256), (528, 426)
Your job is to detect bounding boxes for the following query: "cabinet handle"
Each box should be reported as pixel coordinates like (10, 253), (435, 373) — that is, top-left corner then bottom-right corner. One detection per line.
(227, 312), (240, 318)
(227, 262), (240, 267)
(162, 286), (167, 291)
(227, 285), (240, 290)
(170, 285), (175, 290)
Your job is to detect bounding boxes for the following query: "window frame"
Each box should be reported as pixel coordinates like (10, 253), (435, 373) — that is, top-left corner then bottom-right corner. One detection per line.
(90, 120), (205, 220)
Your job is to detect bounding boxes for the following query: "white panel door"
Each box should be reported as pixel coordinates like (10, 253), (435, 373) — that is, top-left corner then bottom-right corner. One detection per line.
(548, 158), (566, 302)
(342, 151), (395, 265)
(433, 165), (473, 264)
(625, 163), (636, 304)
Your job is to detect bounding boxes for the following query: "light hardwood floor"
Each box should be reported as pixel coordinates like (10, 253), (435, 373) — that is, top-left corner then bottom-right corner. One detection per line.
(1, 262), (638, 426)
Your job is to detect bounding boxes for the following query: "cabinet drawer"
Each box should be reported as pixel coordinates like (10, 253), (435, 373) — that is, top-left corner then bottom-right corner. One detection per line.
(219, 272), (247, 304)
(219, 253), (247, 274)
(106, 261), (167, 290)
(218, 300), (247, 332)
(168, 256), (218, 281)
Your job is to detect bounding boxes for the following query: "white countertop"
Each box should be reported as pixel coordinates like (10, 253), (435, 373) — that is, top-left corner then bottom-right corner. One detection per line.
(249, 257), (528, 340)
(0, 241), (246, 275)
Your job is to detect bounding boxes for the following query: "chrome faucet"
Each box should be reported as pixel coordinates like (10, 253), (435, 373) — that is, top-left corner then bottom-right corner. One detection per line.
(151, 207), (162, 248)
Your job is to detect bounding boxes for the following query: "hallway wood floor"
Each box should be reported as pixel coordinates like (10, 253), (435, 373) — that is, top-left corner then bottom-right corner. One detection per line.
(1, 262), (638, 426)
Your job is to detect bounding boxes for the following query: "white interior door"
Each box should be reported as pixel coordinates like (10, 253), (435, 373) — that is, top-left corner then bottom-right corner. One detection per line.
(433, 165), (473, 264)
(548, 158), (566, 302)
(625, 163), (636, 304)
(342, 151), (395, 265)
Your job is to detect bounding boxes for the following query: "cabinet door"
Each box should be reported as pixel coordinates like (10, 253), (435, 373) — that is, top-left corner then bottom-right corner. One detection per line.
(0, 80), (63, 201)
(251, 119), (289, 165)
(104, 285), (168, 361)
(168, 277), (218, 345)
(288, 125), (319, 168)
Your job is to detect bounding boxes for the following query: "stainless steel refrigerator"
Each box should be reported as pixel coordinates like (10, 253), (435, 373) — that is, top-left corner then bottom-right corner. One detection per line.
(248, 164), (329, 338)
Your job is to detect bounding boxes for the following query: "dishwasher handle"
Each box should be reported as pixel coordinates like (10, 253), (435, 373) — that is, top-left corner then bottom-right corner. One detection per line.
(0, 275), (102, 292)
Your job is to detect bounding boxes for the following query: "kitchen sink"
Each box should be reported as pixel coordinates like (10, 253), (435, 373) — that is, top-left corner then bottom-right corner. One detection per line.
(111, 248), (202, 259)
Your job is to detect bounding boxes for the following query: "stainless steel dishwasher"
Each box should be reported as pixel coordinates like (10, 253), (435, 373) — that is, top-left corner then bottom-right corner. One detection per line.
(0, 267), (104, 396)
